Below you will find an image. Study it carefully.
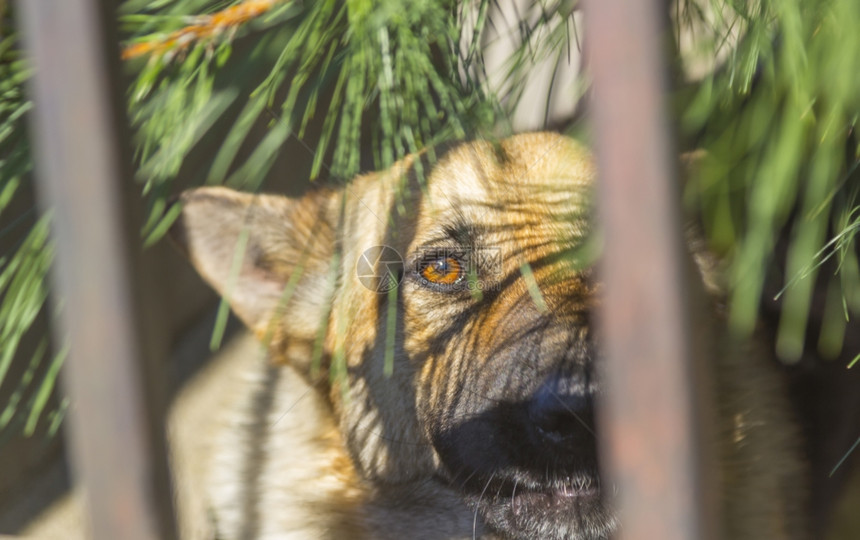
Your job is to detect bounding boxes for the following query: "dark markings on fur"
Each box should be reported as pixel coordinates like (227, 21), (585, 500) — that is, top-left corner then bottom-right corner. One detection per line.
(236, 363), (281, 539)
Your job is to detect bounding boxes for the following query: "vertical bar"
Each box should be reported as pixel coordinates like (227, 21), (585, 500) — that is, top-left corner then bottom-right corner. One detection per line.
(585, 2), (717, 540)
(16, 2), (178, 540)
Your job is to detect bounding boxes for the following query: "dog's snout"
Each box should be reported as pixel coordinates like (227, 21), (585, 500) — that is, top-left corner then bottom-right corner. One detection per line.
(528, 376), (596, 451)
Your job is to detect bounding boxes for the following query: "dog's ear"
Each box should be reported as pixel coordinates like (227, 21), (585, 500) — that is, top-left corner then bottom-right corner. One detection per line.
(169, 186), (338, 342)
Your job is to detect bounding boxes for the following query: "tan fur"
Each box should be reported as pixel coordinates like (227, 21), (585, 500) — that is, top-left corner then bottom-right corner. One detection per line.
(172, 133), (805, 539)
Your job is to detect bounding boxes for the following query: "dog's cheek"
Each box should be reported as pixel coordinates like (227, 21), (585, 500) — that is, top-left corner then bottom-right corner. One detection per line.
(329, 331), (443, 485)
(411, 336), (481, 448)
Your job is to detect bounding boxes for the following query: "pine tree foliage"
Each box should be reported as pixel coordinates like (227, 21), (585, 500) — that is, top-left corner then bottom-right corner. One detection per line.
(0, 2), (68, 441)
(0, 0), (858, 440)
(675, 0), (860, 362)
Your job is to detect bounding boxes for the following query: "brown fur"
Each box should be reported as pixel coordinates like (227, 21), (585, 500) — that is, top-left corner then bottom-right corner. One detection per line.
(172, 133), (805, 539)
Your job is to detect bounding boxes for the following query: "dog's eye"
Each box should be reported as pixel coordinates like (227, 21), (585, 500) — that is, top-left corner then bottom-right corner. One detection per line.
(420, 256), (463, 285)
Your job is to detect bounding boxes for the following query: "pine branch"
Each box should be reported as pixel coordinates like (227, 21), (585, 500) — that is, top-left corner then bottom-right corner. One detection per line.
(122, 0), (284, 61)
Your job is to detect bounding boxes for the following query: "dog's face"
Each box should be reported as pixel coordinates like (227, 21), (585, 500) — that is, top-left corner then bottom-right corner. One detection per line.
(173, 132), (617, 539)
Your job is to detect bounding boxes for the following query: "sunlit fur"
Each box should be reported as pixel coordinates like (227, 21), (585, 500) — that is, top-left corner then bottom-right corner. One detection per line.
(173, 132), (805, 539)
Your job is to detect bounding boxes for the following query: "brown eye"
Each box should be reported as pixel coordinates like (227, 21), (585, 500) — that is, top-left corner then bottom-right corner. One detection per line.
(420, 256), (463, 285)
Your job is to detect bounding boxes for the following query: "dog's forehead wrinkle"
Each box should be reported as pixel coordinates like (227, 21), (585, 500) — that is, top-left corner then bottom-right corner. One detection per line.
(423, 138), (593, 215)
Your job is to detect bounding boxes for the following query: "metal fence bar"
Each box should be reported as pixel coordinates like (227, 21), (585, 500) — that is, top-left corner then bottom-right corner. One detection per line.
(16, 2), (178, 540)
(586, 2), (717, 540)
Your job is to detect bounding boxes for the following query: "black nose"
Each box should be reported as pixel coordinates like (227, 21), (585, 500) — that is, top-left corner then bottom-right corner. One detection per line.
(528, 376), (596, 453)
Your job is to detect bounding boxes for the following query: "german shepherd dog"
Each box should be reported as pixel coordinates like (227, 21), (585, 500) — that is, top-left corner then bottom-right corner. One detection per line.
(172, 132), (805, 539)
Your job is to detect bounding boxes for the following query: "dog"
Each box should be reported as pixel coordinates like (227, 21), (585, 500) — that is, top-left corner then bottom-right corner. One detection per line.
(171, 132), (806, 539)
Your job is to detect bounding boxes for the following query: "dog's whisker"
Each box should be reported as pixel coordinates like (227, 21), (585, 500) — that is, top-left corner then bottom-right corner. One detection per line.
(548, 387), (596, 438)
(493, 477), (507, 501)
(456, 468), (481, 493)
(473, 473), (495, 540)
(362, 429), (433, 447)
(268, 387), (313, 428)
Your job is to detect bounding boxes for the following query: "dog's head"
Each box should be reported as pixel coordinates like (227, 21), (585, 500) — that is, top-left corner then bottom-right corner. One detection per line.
(173, 132), (616, 539)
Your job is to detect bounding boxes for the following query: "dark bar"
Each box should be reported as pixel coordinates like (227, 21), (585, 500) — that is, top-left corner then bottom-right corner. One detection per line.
(16, 2), (178, 540)
(585, 1), (716, 540)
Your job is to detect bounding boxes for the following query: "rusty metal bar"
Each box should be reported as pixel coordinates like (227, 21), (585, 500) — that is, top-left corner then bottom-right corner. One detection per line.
(16, 2), (178, 540)
(585, 1), (717, 540)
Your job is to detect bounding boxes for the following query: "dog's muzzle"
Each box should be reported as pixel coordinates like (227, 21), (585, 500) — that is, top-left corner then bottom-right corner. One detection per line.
(528, 373), (598, 463)
(433, 366), (613, 539)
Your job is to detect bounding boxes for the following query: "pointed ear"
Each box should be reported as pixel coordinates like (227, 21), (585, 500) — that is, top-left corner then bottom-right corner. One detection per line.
(170, 186), (338, 341)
